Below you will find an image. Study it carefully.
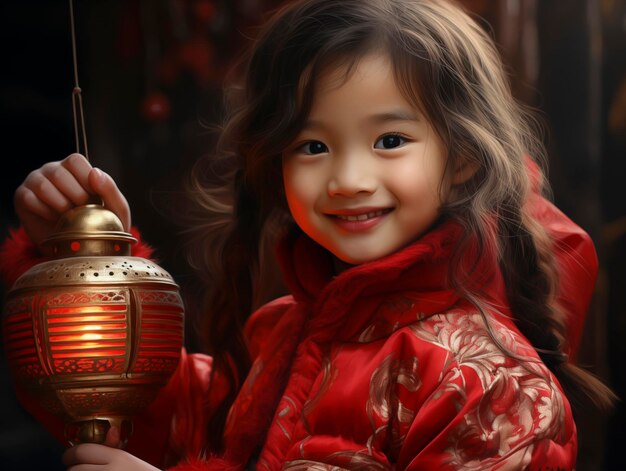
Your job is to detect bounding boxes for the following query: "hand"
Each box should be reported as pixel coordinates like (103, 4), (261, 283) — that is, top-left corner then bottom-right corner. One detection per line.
(63, 444), (161, 471)
(63, 426), (161, 471)
(14, 153), (131, 251)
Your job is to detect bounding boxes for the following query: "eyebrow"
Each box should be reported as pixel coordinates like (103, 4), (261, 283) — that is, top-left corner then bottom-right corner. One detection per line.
(303, 110), (421, 130)
(368, 110), (421, 124)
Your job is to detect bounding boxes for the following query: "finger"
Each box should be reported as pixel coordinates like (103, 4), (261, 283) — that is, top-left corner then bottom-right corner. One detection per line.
(61, 153), (95, 193)
(22, 171), (74, 216)
(63, 443), (112, 466)
(14, 186), (59, 222)
(66, 465), (104, 471)
(41, 163), (92, 206)
(88, 168), (131, 231)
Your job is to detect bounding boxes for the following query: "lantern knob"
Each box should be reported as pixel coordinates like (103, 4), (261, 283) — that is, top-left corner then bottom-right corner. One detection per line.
(43, 204), (136, 258)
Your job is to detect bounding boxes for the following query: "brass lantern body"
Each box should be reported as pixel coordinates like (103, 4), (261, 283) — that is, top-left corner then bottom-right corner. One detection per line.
(3, 204), (184, 446)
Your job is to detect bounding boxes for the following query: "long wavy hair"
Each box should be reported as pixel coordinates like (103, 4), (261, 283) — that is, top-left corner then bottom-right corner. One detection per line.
(181, 0), (616, 451)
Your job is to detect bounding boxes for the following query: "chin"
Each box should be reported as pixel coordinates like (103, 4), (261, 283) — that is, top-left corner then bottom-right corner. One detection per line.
(334, 250), (387, 266)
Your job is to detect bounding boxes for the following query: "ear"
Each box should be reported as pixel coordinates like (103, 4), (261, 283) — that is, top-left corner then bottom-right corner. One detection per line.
(451, 158), (479, 185)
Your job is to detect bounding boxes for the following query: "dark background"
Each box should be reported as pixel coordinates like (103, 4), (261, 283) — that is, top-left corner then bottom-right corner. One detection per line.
(1, 1), (625, 470)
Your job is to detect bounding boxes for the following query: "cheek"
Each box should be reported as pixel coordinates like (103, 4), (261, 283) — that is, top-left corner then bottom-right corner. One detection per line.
(282, 163), (314, 220)
(387, 162), (441, 203)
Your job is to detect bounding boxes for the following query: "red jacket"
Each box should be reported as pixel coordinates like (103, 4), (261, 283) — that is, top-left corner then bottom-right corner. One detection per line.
(1, 192), (597, 470)
(177, 217), (581, 470)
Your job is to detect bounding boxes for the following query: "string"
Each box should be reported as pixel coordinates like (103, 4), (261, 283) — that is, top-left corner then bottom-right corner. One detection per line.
(69, 0), (89, 161)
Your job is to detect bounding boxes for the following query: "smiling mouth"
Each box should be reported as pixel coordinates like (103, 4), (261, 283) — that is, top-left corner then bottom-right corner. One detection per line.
(331, 209), (392, 222)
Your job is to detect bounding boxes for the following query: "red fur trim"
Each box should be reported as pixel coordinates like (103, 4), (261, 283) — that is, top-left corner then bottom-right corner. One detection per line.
(0, 226), (155, 290)
(130, 226), (155, 260)
(0, 227), (47, 288)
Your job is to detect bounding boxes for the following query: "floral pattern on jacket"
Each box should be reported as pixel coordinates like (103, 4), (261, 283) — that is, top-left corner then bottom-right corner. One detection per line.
(410, 311), (568, 469)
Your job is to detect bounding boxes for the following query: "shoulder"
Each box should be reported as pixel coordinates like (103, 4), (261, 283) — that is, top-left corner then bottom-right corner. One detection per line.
(408, 309), (538, 359)
(244, 295), (296, 360)
(408, 310), (557, 392)
(395, 310), (573, 433)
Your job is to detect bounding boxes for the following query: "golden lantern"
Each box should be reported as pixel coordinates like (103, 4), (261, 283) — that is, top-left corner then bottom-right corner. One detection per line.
(3, 204), (184, 446)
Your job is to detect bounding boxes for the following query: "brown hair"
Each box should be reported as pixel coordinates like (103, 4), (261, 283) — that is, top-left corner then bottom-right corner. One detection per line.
(182, 0), (616, 451)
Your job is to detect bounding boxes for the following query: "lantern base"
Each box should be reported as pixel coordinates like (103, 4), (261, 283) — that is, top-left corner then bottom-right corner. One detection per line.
(65, 416), (133, 448)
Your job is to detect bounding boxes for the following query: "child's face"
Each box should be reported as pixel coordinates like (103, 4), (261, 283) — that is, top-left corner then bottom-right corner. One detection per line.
(282, 53), (449, 265)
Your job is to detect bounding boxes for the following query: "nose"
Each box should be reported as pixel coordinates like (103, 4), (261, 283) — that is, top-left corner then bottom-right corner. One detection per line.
(327, 151), (377, 197)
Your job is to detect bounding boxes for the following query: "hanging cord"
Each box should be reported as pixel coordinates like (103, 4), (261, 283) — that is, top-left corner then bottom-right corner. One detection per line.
(69, 0), (89, 161)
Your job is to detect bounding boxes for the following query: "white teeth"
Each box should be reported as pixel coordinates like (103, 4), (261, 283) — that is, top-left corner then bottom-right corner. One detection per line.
(336, 210), (386, 221)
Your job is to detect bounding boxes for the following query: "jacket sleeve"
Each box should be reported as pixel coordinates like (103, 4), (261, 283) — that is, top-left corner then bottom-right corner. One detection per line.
(0, 226), (222, 468)
(165, 297), (295, 471)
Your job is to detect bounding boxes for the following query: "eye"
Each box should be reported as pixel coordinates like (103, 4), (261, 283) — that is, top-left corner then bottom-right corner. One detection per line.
(374, 134), (407, 149)
(299, 140), (328, 155)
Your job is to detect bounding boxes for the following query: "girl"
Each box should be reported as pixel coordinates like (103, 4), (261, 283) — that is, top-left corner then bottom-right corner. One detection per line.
(3, 0), (615, 469)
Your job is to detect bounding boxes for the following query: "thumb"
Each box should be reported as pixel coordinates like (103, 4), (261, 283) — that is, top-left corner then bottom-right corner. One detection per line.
(88, 168), (132, 232)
